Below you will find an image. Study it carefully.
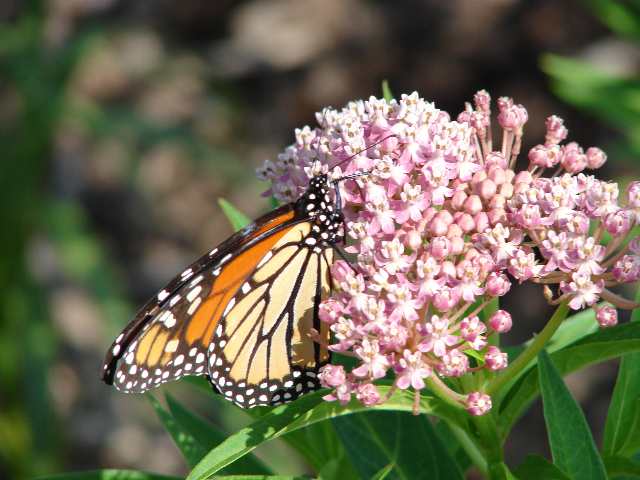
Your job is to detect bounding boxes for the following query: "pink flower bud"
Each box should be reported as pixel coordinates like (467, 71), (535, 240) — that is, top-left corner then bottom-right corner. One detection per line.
(528, 144), (561, 169)
(486, 273), (512, 298)
(545, 115), (568, 145)
(630, 237), (640, 255)
(451, 190), (467, 210)
(466, 391), (492, 416)
(488, 166), (506, 185)
(406, 229), (423, 250)
(485, 151), (507, 169)
(471, 171), (488, 188)
(474, 212), (490, 233)
(430, 236), (451, 260)
(489, 310), (513, 333)
(479, 179), (497, 201)
(474, 90), (491, 112)
(604, 209), (634, 236)
(499, 182), (514, 199)
(319, 364), (347, 388)
(514, 170), (533, 185)
(450, 236), (465, 255)
(586, 147), (607, 169)
(560, 142), (587, 174)
(429, 210), (453, 236)
(355, 383), (381, 406)
(613, 255), (640, 283)
(464, 195), (483, 215)
(456, 213), (476, 233)
(628, 181), (640, 208)
(485, 346), (508, 371)
(595, 305), (618, 328)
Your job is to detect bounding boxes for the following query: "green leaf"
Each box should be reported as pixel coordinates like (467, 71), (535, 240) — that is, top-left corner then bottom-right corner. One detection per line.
(499, 320), (640, 433)
(33, 470), (182, 480)
(283, 421), (357, 476)
(165, 395), (271, 475)
(148, 395), (207, 469)
(583, 0), (640, 40)
(604, 288), (640, 457)
(538, 350), (607, 480)
(332, 411), (463, 480)
(381, 80), (394, 102)
(186, 387), (464, 480)
(604, 455), (640, 478)
(218, 198), (251, 231)
(514, 455), (571, 480)
(542, 54), (640, 131)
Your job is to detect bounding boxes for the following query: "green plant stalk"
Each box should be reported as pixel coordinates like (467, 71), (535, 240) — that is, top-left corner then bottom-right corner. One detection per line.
(445, 420), (489, 476)
(487, 301), (570, 397)
(472, 412), (506, 479)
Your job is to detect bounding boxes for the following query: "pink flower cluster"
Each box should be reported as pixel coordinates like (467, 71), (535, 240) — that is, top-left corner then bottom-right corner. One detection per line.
(258, 91), (639, 415)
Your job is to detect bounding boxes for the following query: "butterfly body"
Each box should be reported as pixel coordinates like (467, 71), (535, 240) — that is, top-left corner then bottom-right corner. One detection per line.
(102, 174), (343, 407)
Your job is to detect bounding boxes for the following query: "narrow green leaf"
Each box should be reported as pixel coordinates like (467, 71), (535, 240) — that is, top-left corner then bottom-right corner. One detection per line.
(218, 198), (251, 231)
(148, 395), (207, 469)
(371, 463), (395, 480)
(499, 320), (640, 433)
(487, 462), (519, 480)
(33, 470), (182, 480)
(514, 455), (571, 480)
(332, 411), (463, 480)
(186, 387), (464, 480)
(604, 287), (640, 457)
(165, 395), (271, 475)
(538, 350), (607, 480)
(381, 80), (394, 102)
(604, 455), (640, 478)
(209, 476), (310, 480)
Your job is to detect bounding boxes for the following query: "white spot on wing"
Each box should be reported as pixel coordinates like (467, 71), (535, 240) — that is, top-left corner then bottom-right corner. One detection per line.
(187, 285), (202, 303)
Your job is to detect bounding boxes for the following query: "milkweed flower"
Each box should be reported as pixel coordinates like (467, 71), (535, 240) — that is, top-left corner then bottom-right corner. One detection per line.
(259, 90), (639, 415)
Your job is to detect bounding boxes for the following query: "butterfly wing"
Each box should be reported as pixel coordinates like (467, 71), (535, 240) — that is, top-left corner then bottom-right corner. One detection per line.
(208, 221), (333, 407)
(103, 204), (297, 388)
(103, 204), (332, 406)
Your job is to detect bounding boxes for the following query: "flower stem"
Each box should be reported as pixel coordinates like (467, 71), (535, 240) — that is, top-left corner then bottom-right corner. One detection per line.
(425, 375), (466, 409)
(487, 301), (569, 397)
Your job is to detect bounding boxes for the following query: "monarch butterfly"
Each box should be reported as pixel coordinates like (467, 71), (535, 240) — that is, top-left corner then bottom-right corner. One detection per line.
(102, 170), (352, 408)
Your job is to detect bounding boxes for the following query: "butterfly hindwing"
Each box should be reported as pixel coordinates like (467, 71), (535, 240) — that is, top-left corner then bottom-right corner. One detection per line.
(208, 222), (333, 407)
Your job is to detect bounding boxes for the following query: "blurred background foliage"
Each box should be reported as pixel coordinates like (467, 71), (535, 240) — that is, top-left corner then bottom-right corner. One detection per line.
(0, 0), (638, 478)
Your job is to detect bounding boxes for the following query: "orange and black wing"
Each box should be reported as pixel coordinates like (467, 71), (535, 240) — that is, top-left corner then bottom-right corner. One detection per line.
(102, 204), (332, 406)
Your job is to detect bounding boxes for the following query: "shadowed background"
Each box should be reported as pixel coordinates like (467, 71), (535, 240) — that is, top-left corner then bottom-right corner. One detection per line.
(0, 0), (638, 478)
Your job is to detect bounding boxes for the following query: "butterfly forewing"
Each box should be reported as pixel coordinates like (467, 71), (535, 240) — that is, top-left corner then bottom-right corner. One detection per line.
(103, 205), (298, 391)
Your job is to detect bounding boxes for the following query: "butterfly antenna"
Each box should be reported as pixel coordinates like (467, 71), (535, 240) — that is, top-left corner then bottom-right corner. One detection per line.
(333, 134), (397, 170)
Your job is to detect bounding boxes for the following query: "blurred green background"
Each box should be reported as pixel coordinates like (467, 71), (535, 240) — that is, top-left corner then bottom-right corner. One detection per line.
(0, 0), (638, 478)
